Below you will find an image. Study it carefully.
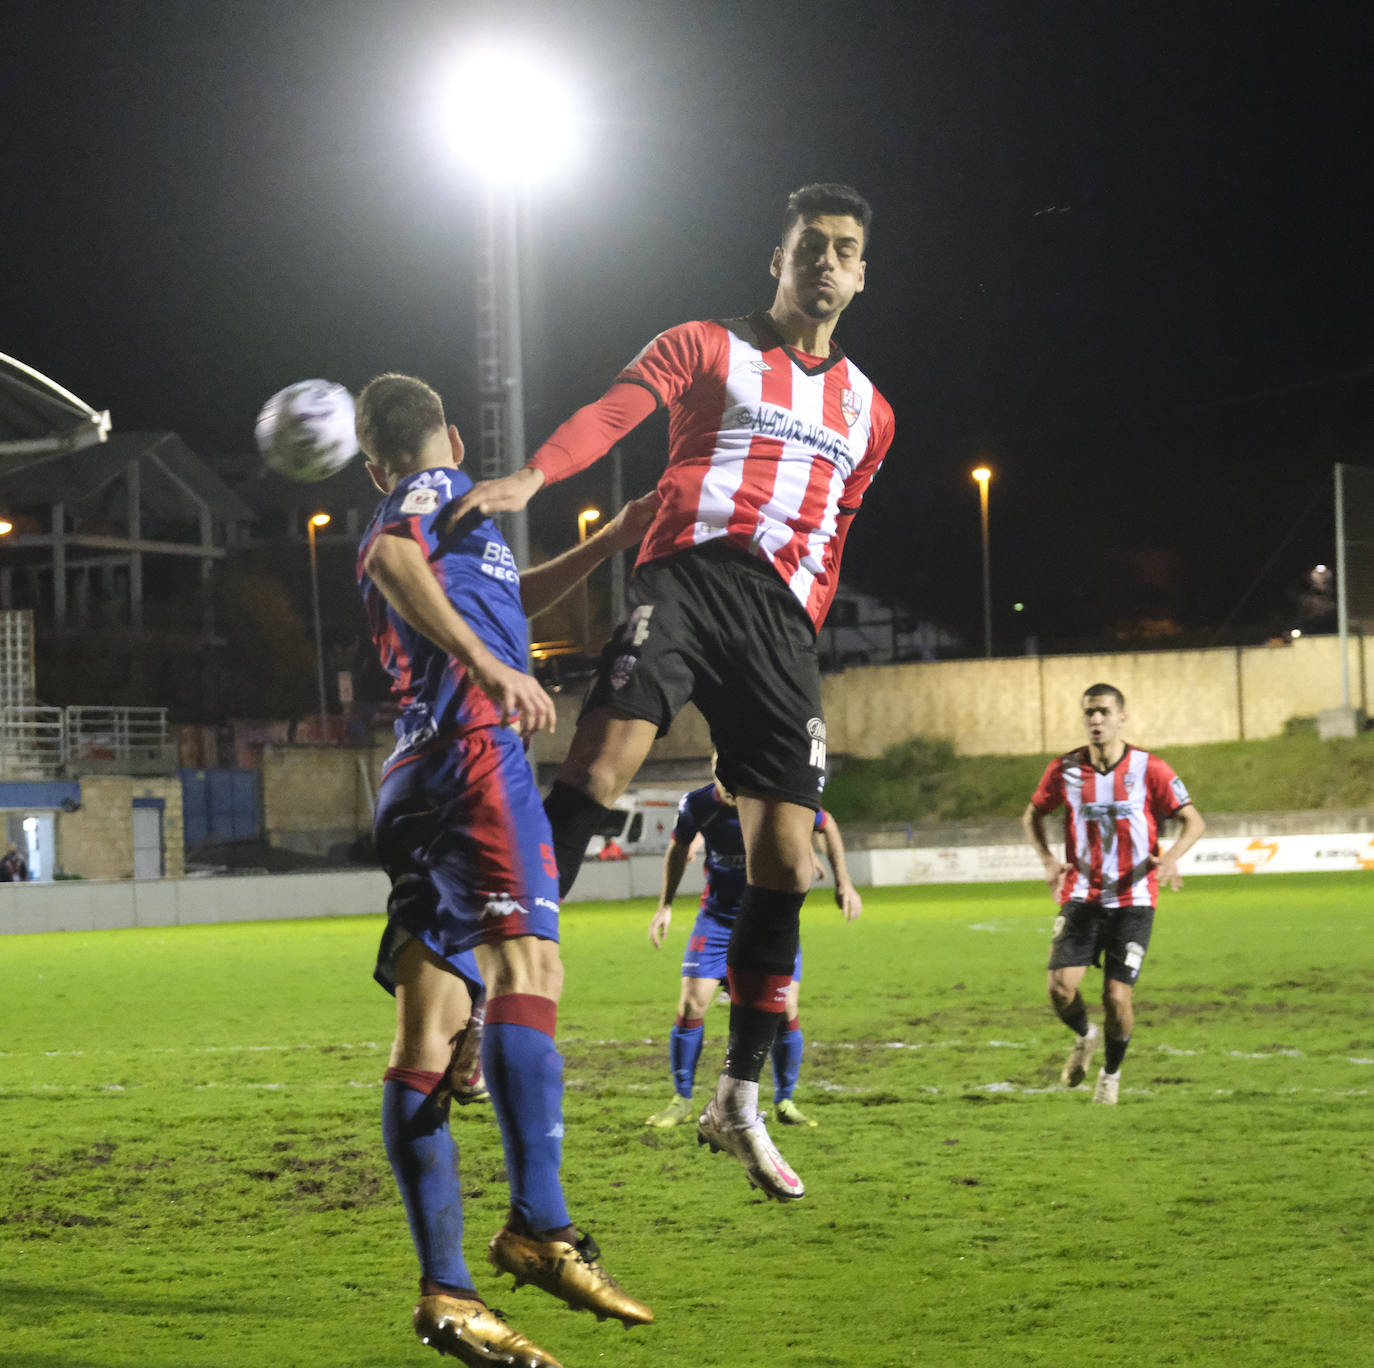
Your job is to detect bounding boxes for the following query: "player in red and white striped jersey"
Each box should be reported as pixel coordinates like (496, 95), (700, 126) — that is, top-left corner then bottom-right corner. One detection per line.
(1023, 684), (1206, 1104)
(447, 184), (893, 1199)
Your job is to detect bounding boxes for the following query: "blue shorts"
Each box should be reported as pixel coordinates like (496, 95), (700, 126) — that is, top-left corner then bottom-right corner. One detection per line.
(682, 906), (803, 984)
(372, 725), (560, 995)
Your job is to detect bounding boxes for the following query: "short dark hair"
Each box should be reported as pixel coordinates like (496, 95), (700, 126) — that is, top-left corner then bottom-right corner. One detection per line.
(1082, 683), (1126, 710)
(781, 183), (873, 249)
(355, 373), (446, 469)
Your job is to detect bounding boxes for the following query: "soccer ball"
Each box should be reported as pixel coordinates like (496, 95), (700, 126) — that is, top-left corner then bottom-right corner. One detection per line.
(254, 379), (359, 482)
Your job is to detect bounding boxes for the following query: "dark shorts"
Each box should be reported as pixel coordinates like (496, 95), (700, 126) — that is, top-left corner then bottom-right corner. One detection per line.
(580, 542), (827, 809)
(372, 725), (560, 996)
(1047, 900), (1156, 985)
(682, 905), (803, 983)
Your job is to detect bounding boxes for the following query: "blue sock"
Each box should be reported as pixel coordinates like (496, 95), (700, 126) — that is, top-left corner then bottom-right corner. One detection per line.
(483, 997), (571, 1235)
(670, 1015), (705, 1097)
(381, 1072), (473, 1292)
(771, 1018), (803, 1103)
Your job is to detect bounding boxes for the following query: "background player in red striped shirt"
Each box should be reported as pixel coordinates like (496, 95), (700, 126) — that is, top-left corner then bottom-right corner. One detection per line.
(1022, 683), (1206, 1104)
(448, 184), (894, 1201)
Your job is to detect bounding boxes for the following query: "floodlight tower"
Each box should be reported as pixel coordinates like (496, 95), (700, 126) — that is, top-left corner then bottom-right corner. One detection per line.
(444, 44), (582, 571)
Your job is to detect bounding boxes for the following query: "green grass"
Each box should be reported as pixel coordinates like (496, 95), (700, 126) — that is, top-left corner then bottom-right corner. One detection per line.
(825, 730), (1374, 822)
(2, 874), (1372, 1367)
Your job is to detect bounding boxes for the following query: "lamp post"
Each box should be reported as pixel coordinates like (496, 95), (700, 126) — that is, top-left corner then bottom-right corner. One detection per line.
(307, 512), (331, 735)
(971, 465), (992, 658)
(442, 44), (583, 572)
(577, 507), (601, 648)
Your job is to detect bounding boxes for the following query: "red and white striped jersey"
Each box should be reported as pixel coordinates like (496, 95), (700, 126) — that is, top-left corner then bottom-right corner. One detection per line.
(1031, 744), (1192, 908)
(529, 313), (894, 630)
(624, 315), (893, 627)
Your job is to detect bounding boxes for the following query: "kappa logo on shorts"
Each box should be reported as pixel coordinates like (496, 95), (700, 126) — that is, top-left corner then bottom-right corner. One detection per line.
(806, 716), (827, 771)
(480, 892), (528, 921)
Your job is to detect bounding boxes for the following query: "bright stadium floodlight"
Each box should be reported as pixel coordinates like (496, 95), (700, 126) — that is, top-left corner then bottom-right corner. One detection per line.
(440, 43), (583, 183)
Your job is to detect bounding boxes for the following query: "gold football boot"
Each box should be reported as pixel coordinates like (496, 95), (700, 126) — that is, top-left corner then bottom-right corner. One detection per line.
(488, 1228), (654, 1325)
(412, 1294), (561, 1367)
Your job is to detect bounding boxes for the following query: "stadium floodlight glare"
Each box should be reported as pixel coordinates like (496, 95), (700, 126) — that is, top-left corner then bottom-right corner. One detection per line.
(971, 465), (993, 658)
(441, 43), (583, 182)
(0, 520), (12, 536)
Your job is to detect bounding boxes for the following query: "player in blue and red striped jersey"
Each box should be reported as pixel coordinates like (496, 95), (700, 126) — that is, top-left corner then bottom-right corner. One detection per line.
(356, 372), (657, 1366)
(1023, 683), (1206, 1106)
(644, 769), (861, 1130)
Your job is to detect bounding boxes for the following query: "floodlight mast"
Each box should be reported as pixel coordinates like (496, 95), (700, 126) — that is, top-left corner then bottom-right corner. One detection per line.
(448, 45), (581, 572)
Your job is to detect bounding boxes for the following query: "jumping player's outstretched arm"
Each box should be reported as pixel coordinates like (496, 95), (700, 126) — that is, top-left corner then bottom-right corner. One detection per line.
(364, 532), (556, 737)
(443, 383), (659, 533)
(520, 491), (659, 619)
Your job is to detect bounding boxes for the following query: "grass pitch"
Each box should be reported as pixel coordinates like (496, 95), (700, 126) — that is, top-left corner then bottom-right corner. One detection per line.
(2, 873), (1370, 1368)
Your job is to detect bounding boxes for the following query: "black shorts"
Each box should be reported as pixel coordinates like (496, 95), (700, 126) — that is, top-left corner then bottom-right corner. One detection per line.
(580, 541), (826, 809)
(1047, 901), (1155, 985)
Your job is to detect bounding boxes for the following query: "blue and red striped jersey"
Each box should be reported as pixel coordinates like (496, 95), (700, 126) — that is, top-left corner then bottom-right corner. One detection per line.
(672, 782), (827, 918)
(357, 466), (527, 757)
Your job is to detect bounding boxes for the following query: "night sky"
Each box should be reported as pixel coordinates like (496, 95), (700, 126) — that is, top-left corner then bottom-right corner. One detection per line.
(4, 0), (1372, 650)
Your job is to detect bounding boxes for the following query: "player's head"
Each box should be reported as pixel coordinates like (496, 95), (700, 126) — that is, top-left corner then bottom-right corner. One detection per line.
(356, 372), (464, 491)
(1081, 683), (1126, 747)
(771, 183), (871, 324)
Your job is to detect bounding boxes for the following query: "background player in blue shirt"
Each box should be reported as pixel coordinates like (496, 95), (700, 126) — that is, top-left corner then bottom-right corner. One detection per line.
(643, 768), (861, 1130)
(356, 372), (657, 1366)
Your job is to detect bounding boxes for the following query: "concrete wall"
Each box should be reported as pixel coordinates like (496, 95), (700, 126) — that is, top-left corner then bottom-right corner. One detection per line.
(528, 635), (1369, 762)
(262, 744), (384, 855)
(57, 775), (185, 880)
(0, 868), (391, 935)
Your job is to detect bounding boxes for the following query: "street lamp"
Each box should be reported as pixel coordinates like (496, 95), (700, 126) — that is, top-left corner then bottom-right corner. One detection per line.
(578, 507), (601, 648)
(307, 512), (331, 736)
(0, 520), (12, 536)
(971, 466), (992, 658)
(439, 44), (584, 573)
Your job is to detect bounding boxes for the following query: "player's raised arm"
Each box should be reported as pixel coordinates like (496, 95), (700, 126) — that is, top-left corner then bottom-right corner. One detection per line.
(364, 531), (556, 737)
(522, 491), (660, 619)
(441, 382), (660, 535)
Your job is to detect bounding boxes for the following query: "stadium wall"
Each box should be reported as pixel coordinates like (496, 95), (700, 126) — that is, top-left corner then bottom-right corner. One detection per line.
(531, 633), (1370, 762)
(5, 829), (1370, 935)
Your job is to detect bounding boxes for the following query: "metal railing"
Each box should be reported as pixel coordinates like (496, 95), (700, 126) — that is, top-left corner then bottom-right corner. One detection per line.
(0, 705), (65, 778)
(0, 705), (174, 778)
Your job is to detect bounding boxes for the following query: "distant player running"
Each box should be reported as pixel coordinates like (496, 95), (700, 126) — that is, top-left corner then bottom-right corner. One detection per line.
(447, 183), (894, 1201)
(1022, 683), (1206, 1104)
(356, 373), (655, 1366)
(645, 769), (861, 1130)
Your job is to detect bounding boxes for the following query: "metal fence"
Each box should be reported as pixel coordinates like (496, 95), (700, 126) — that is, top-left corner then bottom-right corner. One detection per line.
(0, 705), (174, 778)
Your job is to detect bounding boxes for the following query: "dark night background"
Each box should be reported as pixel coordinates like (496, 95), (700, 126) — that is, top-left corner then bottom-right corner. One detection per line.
(3, 0), (1372, 678)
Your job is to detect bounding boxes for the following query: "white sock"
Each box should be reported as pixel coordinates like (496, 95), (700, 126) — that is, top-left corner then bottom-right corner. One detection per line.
(714, 1076), (758, 1124)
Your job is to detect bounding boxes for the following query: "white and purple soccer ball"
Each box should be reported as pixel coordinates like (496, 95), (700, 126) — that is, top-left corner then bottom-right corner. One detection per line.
(254, 379), (359, 482)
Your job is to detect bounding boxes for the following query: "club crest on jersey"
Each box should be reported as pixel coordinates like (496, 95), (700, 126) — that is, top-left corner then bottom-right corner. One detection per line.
(840, 388), (863, 428)
(400, 486), (442, 515)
